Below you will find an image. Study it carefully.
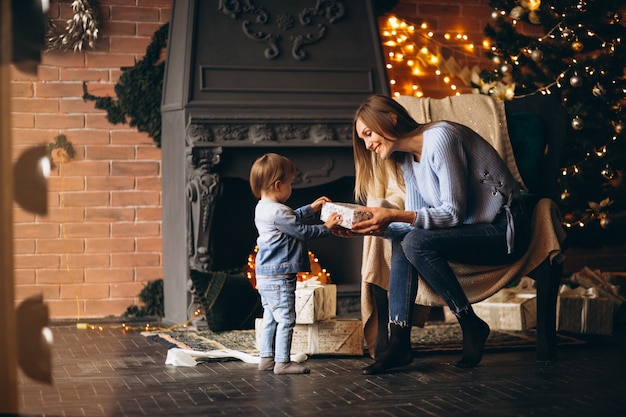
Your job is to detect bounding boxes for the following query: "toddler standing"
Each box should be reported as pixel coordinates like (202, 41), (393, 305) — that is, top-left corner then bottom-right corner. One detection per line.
(249, 153), (342, 375)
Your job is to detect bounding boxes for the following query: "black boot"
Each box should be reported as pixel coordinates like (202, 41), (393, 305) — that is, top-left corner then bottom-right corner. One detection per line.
(362, 323), (413, 375)
(455, 308), (490, 368)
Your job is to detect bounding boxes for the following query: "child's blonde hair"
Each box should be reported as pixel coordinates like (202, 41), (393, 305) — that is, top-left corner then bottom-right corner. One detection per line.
(249, 153), (297, 199)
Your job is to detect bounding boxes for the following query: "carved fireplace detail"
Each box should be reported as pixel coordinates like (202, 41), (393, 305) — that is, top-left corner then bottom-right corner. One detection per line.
(162, 0), (389, 324)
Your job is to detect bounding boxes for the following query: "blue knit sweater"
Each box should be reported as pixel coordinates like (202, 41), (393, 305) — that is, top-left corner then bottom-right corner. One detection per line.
(384, 121), (522, 252)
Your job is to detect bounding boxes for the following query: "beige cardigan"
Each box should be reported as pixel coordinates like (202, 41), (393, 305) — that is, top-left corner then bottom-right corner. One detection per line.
(360, 95), (566, 356)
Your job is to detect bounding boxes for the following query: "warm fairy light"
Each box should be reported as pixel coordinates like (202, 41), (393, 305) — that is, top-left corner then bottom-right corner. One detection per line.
(380, 14), (481, 97)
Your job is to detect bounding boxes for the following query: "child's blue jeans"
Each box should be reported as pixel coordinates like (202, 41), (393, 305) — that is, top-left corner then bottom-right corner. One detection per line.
(256, 273), (297, 363)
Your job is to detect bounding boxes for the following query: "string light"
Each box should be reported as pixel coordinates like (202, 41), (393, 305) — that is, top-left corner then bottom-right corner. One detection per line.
(379, 15), (483, 97)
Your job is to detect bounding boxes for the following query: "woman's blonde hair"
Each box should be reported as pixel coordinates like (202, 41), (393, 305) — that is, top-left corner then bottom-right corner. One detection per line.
(249, 153), (297, 199)
(352, 94), (422, 202)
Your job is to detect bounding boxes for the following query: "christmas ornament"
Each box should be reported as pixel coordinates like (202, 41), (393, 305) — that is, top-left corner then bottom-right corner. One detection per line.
(531, 49), (543, 62)
(592, 83), (606, 97)
(600, 215), (612, 229)
(571, 116), (584, 130)
(569, 74), (582, 87)
(571, 41), (584, 52)
(500, 64), (511, 73)
(601, 165), (616, 180)
(614, 121), (624, 134)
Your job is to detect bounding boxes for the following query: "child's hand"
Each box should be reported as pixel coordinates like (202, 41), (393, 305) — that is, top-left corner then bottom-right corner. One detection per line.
(324, 212), (343, 230)
(310, 196), (331, 212)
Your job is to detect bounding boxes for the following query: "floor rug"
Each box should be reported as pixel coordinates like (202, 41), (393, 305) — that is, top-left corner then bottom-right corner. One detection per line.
(144, 322), (584, 358)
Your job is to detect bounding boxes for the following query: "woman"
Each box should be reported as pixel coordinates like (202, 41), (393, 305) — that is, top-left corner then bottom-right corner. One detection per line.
(344, 94), (530, 375)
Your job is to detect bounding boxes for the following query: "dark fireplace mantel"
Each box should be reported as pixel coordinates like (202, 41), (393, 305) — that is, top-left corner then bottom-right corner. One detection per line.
(161, 0), (389, 324)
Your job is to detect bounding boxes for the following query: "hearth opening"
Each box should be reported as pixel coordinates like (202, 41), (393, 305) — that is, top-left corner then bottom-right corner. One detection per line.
(210, 175), (364, 290)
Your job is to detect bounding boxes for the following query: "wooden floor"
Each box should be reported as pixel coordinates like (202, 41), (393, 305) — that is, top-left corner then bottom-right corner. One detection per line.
(13, 319), (626, 417)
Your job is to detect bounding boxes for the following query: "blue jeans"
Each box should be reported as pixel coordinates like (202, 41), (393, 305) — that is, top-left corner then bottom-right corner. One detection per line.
(256, 274), (297, 363)
(389, 210), (529, 326)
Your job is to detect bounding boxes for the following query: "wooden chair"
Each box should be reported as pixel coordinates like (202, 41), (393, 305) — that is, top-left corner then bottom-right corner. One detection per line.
(363, 93), (567, 363)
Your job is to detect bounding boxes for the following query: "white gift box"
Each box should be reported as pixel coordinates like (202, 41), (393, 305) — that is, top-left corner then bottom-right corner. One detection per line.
(320, 202), (372, 229)
(472, 278), (537, 331)
(295, 283), (337, 324)
(256, 317), (364, 356)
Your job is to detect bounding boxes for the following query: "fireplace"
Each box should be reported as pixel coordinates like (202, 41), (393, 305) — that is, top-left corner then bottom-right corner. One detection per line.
(161, 0), (389, 324)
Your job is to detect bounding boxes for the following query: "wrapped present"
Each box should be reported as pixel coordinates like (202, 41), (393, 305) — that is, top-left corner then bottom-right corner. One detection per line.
(255, 318), (364, 356)
(295, 283), (336, 324)
(320, 202), (372, 229)
(472, 277), (537, 331)
(557, 286), (615, 335)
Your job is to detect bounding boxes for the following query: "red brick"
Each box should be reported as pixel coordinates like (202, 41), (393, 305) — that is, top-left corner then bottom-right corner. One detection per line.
(85, 268), (134, 283)
(103, 21), (137, 36)
(137, 22), (168, 36)
(110, 282), (146, 298)
(112, 191), (160, 206)
(14, 239), (36, 255)
(13, 224), (60, 239)
(15, 284), (61, 301)
(111, 6), (160, 22)
(37, 269), (84, 284)
(60, 98), (106, 113)
(111, 161), (160, 176)
(11, 97), (59, 113)
(85, 207), (136, 222)
(62, 223), (111, 237)
(111, 130), (153, 145)
(40, 51), (86, 67)
(10, 81), (34, 97)
(87, 145), (135, 160)
(36, 114), (85, 129)
(136, 207), (162, 221)
(85, 238), (135, 253)
(11, 128), (57, 144)
(60, 68), (111, 82)
(43, 207), (86, 223)
(64, 129), (111, 145)
(60, 284), (111, 300)
(135, 266), (163, 281)
(136, 145), (161, 160)
(111, 253), (160, 267)
(82, 299), (134, 317)
(112, 222), (160, 237)
(85, 52), (137, 68)
(62, 191), (110, 207)
(83, 82), (117, 97)
(60, 254), (111, 268)
(14, 270), (36, 285)
(46, 299), (85, 319)
(11, 113), (34, 128)
(110, 36), (152, 53)
(136, 177), (161, 190)
(14, 254), (61, 269)
(87, 177), (135, 191)
(62, 161), (110, 176)
(47, 176), (85, 192)
(86, 114), (125, 129)
(35, 81), (85, 98)
(136, 237), (162, 252)
(37, 238), (85, 254)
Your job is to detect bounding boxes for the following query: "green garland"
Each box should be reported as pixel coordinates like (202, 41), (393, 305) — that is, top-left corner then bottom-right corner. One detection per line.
(83, 23), (168, 147)
(46, 0), (99, 52)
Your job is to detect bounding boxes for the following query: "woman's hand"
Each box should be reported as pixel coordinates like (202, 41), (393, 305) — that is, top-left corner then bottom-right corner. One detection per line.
(349, 206), (397, 236)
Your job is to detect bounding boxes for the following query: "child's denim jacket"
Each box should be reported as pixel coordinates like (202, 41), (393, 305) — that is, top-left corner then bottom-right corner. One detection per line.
(254, 200), (330, 276)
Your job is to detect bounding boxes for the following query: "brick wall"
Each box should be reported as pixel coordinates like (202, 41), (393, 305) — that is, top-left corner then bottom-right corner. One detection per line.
(9, 0), (494, 320)
(11, 0), (171, 319)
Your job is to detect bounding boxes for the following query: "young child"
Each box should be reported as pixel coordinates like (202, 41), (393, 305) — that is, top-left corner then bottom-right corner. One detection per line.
(249, 153), (342, 375)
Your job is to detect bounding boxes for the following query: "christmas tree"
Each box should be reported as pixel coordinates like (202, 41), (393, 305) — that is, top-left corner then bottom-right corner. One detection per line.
(476, 0), (626, 247)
